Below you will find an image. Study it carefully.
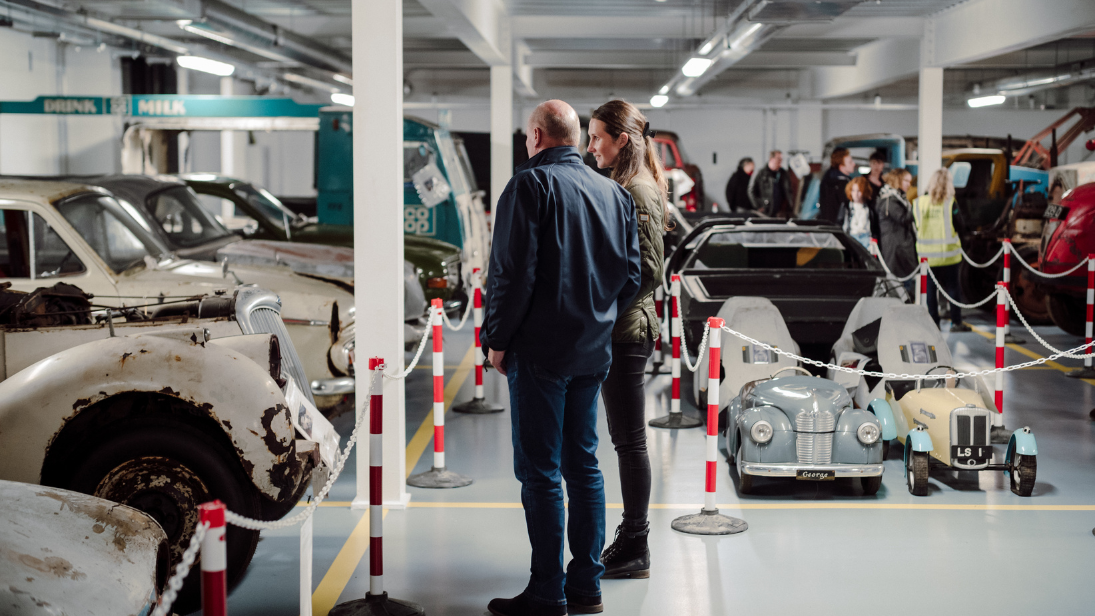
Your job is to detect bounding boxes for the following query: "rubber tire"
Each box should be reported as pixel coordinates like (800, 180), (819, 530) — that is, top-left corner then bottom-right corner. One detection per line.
(861, 475), (882, 496)
(66, 417), (261, 614)
(906, 451), (930, 496)
(882, 440), (891, 461)
(1010, 245), (1051, 324)
(1010, 454), (1037, 497)
(736, 441), (753, 495)
(1046, 293), (1087, 337)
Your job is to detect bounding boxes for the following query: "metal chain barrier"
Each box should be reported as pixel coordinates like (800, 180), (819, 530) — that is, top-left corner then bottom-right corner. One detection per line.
(439, 292), (474, 331)
(679, 321), (709, 373)
(385, 312), (434, 380)
(1007, 243), (1091, 279)
(961, 245), (1006, 269)
(924, 264), (999, 309)
(874, 250), (921, 282)
(151, 521), (210, 616)
(1004, 288), (1095, 359)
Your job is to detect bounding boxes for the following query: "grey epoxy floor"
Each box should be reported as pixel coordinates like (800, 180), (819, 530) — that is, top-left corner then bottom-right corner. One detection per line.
(217, 312), (1095, 616)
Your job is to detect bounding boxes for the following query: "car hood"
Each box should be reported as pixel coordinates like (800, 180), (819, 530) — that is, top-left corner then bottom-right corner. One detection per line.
(751, 376), (852, 416)
(218, 240), (355, 280)
(898, 386), (985, 411)
(0, 480), (166, 615)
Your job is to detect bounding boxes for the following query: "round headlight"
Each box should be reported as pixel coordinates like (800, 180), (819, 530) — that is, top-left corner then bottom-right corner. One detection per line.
(857, 422), (881, 445)
(750, 420), (773, 444)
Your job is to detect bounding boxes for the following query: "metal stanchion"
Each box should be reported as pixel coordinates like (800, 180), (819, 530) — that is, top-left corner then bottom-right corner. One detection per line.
(1068, 255), (1095, 381)
(671, 317), (747, 535)
(918, 257), (927, 306)
(649, 275), (702, 429)
(331, 359), (425, 616)
(199, 501), (227, 616)
(1002, 240), (1024, 344)
(453, 268), (503, 413)
(407, 300), (473, 488)
(994, 283), (1006, 430)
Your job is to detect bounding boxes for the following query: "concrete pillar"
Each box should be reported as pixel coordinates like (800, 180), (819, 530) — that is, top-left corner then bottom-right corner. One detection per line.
(796, 101), (823, 163)
(219, 76), (236, 220)
(917, 67), (943, 196)
(177, 67), (189, 173)
(352, 0), (408, 508)
(490, 65), (513, 217)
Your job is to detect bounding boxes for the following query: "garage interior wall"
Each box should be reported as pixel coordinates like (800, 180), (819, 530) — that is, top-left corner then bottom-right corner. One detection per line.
(0, 27), (122, 176)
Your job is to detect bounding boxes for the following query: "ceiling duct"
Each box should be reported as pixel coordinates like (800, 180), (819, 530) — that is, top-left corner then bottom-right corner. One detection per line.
(987, 60), (1095, 97)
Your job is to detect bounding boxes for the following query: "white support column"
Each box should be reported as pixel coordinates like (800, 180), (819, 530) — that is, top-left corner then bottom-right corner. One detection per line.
(219, 78), (234, 180)
(916, 66), (943, 196)
(177, 67), (189, 173)
(353, 0), (408, 508)
(490, 65), (514, 218)
(796, 100), (823, 163)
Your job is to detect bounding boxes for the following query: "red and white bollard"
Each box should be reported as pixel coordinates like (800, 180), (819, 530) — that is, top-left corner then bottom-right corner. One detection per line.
(649, 275), (701, 429)
(994, 283), (1006, 421)
(670, 317), (747, 535)
(407, 300), (472, 488)
(454, 269), (502, 414)
(1001, 240), (1023, 343)
(199, 500), (227, 616)
(1068, 255), (1095, 379)
(918, 257), (928, 307)
(869, 238), (879, 259)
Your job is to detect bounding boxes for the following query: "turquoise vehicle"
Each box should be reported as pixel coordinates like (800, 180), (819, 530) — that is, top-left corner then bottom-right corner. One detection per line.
(316, 109), (489, 277)
(800, 133), (907, 219)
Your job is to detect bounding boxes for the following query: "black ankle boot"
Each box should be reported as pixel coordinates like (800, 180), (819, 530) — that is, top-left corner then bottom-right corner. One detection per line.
(601, 525), (650, 579)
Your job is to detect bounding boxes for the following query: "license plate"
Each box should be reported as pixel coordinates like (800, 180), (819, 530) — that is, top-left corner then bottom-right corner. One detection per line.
(951, 445), (992, 463)
(1044, 203), (1068, 219)
(796, 469), (836, 481)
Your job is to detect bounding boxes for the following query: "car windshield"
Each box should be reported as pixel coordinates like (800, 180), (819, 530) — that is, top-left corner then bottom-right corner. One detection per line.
(148, 186), (234, 248)
(232, 183), (301, 230)
(690, 230), (858, 270)
(455, 140), (479, 192)
(53, 193), (164, 273)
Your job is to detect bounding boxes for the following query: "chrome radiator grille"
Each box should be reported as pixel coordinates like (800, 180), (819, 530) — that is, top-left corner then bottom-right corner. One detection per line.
(249, 306), (314, 405)
(795, 410), (835, 464)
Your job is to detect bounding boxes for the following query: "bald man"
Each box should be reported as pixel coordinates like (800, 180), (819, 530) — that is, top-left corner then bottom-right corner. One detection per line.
(481, 100), (641, 616)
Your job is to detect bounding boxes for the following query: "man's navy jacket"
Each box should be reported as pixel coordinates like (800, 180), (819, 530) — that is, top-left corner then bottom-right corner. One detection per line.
(480, 146), (641, 376)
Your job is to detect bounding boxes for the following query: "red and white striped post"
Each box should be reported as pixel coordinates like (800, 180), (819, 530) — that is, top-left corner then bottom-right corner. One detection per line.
(995, 283), (1006, 420)
(407, 300), (472, 488)
(649, 276), (701, 428)
(652, 285), (664, 370)
(918, 257), (928, 306)
(669, 317), (747, 535)
(1068, 255), (1095, 379)
(199, 500), (227, 616)
(1001, 240), (1022, 343)
(869, 238), (879, 259)
(453, 269), (502, 413)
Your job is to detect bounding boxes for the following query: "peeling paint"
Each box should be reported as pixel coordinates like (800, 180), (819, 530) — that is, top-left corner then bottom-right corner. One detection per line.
(16, 554), (86, 581)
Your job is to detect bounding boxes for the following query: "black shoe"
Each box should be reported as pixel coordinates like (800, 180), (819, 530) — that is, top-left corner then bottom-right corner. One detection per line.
(991, 425), (1010, 444)
(950, 322), (972, 333)
(563, 590), (603, 614)
(601, 525), (650, 579)
(488, 593), (565, 616)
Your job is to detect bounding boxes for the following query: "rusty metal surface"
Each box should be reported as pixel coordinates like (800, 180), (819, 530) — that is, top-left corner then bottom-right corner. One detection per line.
(0, 480), (165, 615)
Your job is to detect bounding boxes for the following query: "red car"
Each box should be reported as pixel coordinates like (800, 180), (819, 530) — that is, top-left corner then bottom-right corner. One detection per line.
(653, 131), (705, 211)
(1039, 182), (1095, 336)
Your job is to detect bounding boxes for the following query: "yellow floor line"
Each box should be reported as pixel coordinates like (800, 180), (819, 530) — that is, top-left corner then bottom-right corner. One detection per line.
(302, 501), (1095, 512)
(310, 343), (477, 615)
(968, 325), (1095, 387)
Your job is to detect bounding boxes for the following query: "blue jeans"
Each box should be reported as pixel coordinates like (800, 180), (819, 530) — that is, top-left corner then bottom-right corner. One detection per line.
(506, 349), (608, 606)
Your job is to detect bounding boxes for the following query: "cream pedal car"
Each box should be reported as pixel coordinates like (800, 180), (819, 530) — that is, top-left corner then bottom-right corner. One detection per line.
(828, 297), (1038, 496)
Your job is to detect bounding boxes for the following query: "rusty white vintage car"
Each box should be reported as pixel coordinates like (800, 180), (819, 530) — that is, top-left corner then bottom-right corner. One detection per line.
(0, 283), (336, 612)
(0, 178), (356, 411)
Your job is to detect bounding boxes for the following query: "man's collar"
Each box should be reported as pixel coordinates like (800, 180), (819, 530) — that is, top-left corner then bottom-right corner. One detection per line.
(518, 146), (583, 171)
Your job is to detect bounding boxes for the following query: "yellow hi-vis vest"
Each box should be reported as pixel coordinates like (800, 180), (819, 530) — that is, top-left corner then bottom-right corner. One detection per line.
(913, 195), (961, 267)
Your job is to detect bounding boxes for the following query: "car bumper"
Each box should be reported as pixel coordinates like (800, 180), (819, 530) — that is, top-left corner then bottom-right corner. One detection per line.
(740, 462), (884, 478)
(311, 377), (355, 396)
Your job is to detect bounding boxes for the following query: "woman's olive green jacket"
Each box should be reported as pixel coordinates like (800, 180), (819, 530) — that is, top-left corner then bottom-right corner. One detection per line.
(612, 174), (665, 343)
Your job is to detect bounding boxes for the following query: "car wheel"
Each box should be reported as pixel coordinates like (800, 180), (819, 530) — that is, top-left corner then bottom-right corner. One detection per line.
(1010, 454), (1037, 497)
(861, 475), (882, 496)
(736, 441), (753, 494)
(906, 451), (930, 496)
(882, 439), (891, 461)
(1046, 293), (1086, 337)
(1011, 246), (1051, 324)
(66, 417), (261, 613)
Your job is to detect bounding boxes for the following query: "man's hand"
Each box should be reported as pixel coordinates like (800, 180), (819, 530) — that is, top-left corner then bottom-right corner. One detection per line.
(488, 349), (507, 376)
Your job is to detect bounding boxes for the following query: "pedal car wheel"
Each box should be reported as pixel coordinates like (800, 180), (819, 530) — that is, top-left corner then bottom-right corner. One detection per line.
(882, 440), (890, 461)
(736, 441), (753, 495)
(1010, 454), (1037, 497)
(861, 475), (882, 496)
(906, 451), (929, 496)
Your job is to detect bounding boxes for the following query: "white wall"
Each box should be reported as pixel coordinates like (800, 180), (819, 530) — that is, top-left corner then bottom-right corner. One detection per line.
(0, 28), (122, 175)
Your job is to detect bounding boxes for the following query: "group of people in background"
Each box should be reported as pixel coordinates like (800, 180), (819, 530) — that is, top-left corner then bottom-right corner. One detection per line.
(723, 146), (969, 331)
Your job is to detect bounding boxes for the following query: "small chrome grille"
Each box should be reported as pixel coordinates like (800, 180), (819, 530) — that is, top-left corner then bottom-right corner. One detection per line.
(795, 410), (835, 464)
(951, 409), (989, 447)
(795, 410), (836, 433)
(235, 288), (316, 405)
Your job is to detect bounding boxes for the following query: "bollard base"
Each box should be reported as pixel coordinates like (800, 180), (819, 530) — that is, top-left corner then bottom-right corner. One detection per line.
(452, 397), (504, 414)
(1067, 366), (1095, 379)
(648, 412), (703, 429)
(1004, 333), (1025, 344)
(671, 508), (748, 536)
(330, 592), (425, 616)
(407, 466), (473, 489)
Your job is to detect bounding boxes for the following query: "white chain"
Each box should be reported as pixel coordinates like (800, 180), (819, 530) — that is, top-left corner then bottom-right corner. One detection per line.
(1004, 288), (1095, 359)
(961, 245), (1005, 269)
(680, 321), (708, 373)
(225, 369), (382, 531)
(151, 521), (209, 616)
(439, 292), (474, 331)
(384, 312), (434, 380)
(1008, 244), (1090, 279)
(874, 250), (921, 282)
(925, 265), (999, 309)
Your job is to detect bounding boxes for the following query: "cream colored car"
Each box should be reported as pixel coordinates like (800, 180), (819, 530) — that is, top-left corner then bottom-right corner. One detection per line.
(0, 179), (355, 410)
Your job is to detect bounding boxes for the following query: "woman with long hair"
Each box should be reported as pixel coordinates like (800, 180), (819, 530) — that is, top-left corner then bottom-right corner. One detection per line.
(586, 99), (668, 580)
(913, 167), (969, 331)
(876, 168), (918, 299)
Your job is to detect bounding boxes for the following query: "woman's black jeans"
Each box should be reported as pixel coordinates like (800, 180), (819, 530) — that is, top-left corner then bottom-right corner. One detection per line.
(600, 338), (653, 533)
(927, 263), (963, 326)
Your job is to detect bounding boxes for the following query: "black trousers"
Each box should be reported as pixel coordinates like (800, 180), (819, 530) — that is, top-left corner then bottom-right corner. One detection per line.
(600, 338), (653, 532)
(927, 263), (963, 326)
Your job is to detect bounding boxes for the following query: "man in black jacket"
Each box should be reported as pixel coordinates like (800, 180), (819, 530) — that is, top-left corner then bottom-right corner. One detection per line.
(818, 147), (854, 225)
(481, 99), (641, 616)
(724, 157), (754, 212)
(747, 150), (793, 217)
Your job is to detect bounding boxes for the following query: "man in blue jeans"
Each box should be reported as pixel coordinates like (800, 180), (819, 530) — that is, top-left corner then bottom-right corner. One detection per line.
(481, 99), (641, 616)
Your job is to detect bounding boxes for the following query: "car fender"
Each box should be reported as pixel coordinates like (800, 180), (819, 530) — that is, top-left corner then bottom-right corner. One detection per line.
(903, 426), (934, 468)
(1006, 427), (1038, 465)
(833, 407), (883, 464)
(867, 398), (898, 441)
(737, 405), (794, 463)
(0, 332), (298, 501)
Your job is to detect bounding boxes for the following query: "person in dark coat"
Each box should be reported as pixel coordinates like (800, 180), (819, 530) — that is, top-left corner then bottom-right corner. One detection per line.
(876, 167), (918, 298)
(818, 147), (854, 225)
(748, 150), (793, 218)
(865, 149), (887, 239)
(481, 99), (641, 616)
(724, 157), (754, 212)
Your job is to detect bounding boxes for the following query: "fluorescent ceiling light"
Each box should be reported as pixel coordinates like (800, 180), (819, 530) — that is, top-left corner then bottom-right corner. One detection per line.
(698, 40), (715, 55)
(967, 94), (1005, 108)
(682, 57), (713, 78)
(650, 95), (668, 108)
(331, 92), (355, 106)
(179, 23), (236, 46)
(176, 55), (235, 76)
(658, 85), (669, 95)
(729, 23), (764, 50)
(333, 74), (353, 86)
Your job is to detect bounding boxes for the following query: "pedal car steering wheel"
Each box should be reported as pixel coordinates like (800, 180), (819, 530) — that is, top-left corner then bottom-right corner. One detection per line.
(925, 365), (961, 389)
(772, 366), (813, 378)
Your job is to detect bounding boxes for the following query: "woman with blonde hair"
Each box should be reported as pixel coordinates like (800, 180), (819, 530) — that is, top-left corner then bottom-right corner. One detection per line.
(913, 167), (969, 331)
(585, 99), (667, 583)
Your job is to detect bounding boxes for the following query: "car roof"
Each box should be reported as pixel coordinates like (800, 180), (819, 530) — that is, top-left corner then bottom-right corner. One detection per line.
(177, 173), (238, 184)
(0, 178), (104, 203)
(943, 147), (1002, 156)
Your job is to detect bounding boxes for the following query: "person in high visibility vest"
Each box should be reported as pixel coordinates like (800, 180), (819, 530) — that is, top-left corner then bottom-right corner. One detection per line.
(913, 167), (970, 332)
